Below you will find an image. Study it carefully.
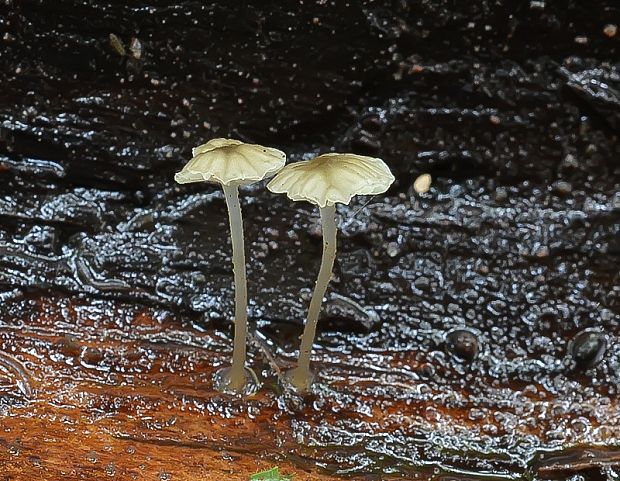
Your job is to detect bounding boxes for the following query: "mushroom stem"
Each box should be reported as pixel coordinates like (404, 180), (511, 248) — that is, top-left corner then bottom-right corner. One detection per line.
(222, 182), (248, 391)
(291, 203), (338, 391)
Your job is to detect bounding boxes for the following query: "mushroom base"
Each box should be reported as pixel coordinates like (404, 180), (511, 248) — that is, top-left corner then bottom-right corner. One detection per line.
(214, 365), (261, 396)
(283, 366), (316, 393)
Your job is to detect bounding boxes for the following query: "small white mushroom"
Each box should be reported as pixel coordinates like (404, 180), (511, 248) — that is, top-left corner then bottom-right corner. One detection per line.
(175, 138), (285, 392)
(267, 153), (394, 391)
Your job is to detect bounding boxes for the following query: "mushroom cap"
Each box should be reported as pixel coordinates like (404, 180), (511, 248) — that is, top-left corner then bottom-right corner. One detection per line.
(267, 153), (395, 207)
(175, 138), (286, 186)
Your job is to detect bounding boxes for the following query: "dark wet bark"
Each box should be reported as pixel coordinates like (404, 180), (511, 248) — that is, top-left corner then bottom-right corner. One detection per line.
(0, 1), (619, 480)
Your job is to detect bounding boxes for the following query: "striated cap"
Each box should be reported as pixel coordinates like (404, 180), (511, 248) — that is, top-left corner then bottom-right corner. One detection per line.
(175, 138), (286, 186)
(267, 153), (394, 207)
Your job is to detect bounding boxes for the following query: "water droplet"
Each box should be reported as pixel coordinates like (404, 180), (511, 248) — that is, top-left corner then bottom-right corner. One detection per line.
(105, 463), (116, 476)
(86, 451), (98, 463)
(445, 328), (478, 362)
(569, 329), (607, 367)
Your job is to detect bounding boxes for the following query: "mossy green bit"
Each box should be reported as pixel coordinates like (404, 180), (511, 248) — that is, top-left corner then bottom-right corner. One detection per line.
(249, 466), (292, 481)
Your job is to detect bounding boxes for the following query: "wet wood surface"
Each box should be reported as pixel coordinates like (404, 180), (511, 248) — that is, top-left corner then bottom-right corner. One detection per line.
(0, 297), (334, 481)
(1, 1), (619, 480)
(1, 295), (617, 481)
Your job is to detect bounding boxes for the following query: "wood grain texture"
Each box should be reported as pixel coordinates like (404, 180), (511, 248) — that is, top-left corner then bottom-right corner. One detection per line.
(0, 297), (334, 480)
(1, 294), (619, 480)
(0, 0), (619, 480)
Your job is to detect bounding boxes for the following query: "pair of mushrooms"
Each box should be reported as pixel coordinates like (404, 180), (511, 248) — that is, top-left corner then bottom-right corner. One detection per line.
(175, 139), (394, 393)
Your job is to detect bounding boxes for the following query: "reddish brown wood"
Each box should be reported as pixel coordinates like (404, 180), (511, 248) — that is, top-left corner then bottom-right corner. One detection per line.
(0, 297), (341, 480)
(1, 296), (619, 480)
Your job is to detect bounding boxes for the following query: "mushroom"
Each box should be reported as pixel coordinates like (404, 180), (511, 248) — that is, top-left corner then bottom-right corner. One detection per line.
(175, 138), (286, 392)
(267, 153), (395, 391)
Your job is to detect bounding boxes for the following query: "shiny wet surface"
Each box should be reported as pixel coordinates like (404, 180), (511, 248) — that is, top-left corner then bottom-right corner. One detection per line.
(0, 291), (618, 480)
(1, 1), (619, 479)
